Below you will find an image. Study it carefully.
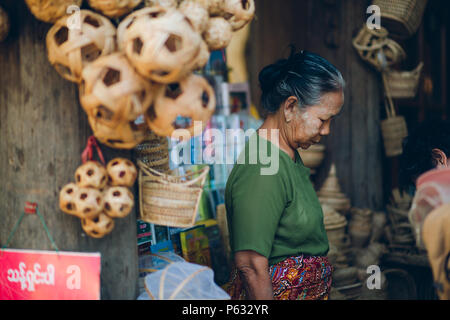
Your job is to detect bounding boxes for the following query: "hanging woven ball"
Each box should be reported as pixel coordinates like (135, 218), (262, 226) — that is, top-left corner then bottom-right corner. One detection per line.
(0, 6), (10, 42)
(117, 6), (157, 51)
(46, 9), (116, 83)
(179, 0), (209, 33)
(221, 0), (255, 31)
(87, 0), (142, 18)
(88, 115), (148, 149)
(80, 53), (155, 129)
(103, 186), (134, 218)
(25, 0), (83, 23)
(73, 187), (105, 219)
(81, 211), (115, 238)
(59, 183), (80, 216)
(120, 7), (202, 83)
(75, 161), (108, 189)
(190, 39), (210, 71)
(190, 0), (223, 16)
(144, 0), (178, 8)
(203, 16), (232, 51)
(106, 158), (138, 187)
(145, 74), (215, 140)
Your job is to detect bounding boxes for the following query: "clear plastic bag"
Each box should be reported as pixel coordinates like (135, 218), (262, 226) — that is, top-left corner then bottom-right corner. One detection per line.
(143, 261), (230, 300)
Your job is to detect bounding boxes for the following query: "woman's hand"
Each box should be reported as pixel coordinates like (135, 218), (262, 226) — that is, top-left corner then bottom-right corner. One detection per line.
(234, 250), (274, 300)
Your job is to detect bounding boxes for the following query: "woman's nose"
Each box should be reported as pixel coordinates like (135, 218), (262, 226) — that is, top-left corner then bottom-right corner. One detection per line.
(320, 121), (331, 136)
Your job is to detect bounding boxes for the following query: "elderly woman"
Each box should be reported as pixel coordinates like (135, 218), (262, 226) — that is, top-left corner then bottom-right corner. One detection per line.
(224, 48), (345, 300)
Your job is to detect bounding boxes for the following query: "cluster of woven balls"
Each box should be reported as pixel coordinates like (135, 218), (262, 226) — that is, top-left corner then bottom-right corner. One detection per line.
(59, 158), (137, 238)
(29, 0), (255, 147)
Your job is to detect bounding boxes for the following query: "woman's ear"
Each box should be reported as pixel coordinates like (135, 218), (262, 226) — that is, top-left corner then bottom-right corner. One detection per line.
(282, 96), (298, 123)
(432, 148), (448, 168)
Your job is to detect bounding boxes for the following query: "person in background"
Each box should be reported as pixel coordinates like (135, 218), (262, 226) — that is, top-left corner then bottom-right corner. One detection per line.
(399, 119), (450, 195)
(224, 47), (345, 300)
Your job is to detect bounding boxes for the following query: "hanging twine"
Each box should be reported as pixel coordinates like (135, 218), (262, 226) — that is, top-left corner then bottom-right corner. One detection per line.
(81, 135), (106, 165)
(1, 202), (59, 255)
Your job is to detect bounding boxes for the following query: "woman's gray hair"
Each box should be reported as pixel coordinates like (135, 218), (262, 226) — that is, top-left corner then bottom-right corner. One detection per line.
(259, 47), (345, 114)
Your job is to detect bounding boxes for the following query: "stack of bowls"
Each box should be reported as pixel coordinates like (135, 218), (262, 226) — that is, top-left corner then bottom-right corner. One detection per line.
(323, 204), (350, 268)
(298, 144), (326, 174)
(348, 208), (373, 248)
(318, 163), (351, 215)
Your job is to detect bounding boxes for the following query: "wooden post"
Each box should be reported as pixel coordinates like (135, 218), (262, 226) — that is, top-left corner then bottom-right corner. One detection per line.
(0, 1), (138, 299)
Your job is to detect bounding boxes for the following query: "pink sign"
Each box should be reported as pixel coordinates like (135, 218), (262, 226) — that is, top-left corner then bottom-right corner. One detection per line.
(0, 249), (101, 300)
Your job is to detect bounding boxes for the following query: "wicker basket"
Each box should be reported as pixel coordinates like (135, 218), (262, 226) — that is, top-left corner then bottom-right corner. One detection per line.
(352, 24), (406, 72)
(384, 62), (423, 99)
(138, 160), (209, 228)
(134, 130), (170, 172)
(380, 70), (408, 157)
(372, 0), (428, 39)
(380, 116), (408, 157)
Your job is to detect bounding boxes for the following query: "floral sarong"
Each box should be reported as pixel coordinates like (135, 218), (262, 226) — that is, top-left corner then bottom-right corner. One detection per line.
(225, 255), (333, 300)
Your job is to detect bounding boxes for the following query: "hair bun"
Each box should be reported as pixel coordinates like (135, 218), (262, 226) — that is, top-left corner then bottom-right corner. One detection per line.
(258, 59), (288, 92)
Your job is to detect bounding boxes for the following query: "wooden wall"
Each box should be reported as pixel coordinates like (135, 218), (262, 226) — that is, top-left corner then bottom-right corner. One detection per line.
(247, 0), (385, 210)
(0, 1), (138, 299)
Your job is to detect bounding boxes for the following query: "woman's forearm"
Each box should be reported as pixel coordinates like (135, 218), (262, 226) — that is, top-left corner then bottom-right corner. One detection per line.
(238, 265), (273, 299)
(234, 251), (273, 300)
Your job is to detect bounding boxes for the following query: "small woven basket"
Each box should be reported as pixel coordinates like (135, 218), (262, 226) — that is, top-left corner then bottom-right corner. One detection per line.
(134, 130), (170, 172)
(380, 116), (408, 157)
(352, 24), (406, 72)
(138, 160), (209, 228)
(384, 62), (423, 99)
(372, 0), (428, 39)
(380, 71), (408, 157)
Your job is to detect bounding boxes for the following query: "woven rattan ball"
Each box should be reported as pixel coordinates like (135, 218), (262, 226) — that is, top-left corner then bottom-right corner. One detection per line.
(106, 158), (138, 187)
(46, 10), (116, 83)
(81, 211), (115, 238)
(179, 1), (209, 33)
(59, 183), (80, 216)
(75, 161), (108, 189)
(88, 115), (148, 149)
(73, 187), (104, 219)
(0, 6), (10, 42)
(190, 39), (210, 70)
(144, 0), (178, 8)
(221, 0), (254, 31)
(190, 0), (223, 16)
(145, 74), (215, 140)
(80, 53), (155, 129)
(25, 0), (83, 23)
(121, 7), (202, 83)
(203, 17), (232, 51)
(87, 0), (142, 18)
(103, 186), (134, 218)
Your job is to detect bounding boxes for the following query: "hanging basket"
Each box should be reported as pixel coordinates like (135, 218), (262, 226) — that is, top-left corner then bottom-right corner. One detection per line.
(134, 130), (170, 173)
(384, 62), (424, 99)
(352, 24), (406, 72)
(380, 71), (408, 158)
(372, 0), (428, 39)
(380, 116), (408, 157)
(138, 160), (209, 228)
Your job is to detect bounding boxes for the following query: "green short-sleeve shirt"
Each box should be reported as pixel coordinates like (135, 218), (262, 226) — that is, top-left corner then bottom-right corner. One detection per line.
(225, 133), (329, 265)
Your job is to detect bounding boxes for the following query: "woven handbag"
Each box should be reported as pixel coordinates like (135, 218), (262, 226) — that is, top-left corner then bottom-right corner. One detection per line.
(138, 160), (209, 228)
